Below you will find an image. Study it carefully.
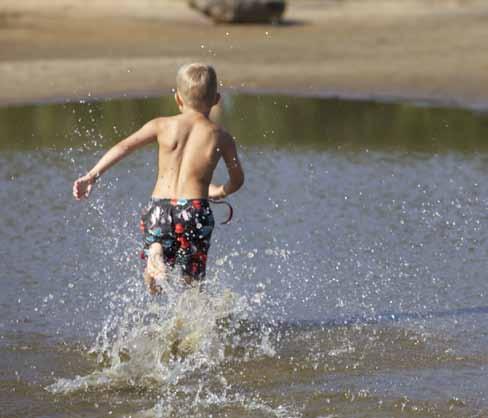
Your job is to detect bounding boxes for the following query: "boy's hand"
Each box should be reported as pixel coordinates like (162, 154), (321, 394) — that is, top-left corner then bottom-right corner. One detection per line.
(208, 183), (226, 200)
(73, 174), (96, 200)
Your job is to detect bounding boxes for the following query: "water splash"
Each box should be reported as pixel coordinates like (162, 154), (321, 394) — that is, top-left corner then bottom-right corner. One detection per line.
(45, 274), (296, 416)
(49, 281), (242, 388)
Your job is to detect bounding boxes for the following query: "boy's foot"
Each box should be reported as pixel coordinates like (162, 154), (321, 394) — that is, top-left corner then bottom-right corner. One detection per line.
(144, 271), (162, 295)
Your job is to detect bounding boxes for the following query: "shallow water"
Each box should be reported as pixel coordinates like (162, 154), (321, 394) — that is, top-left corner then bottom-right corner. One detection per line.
(2, 94), (488, 417)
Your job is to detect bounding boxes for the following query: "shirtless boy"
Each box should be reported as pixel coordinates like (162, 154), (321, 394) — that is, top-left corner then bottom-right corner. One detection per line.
(73, 63), (244, 294)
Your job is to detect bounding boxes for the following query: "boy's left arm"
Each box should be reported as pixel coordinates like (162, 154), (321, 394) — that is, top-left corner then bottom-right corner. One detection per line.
(208, 132), (244, 199)
(73, 119), (160, 200)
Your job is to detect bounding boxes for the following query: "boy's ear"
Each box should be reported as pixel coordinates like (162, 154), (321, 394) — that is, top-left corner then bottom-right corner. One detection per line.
(175, 91), (184, 107)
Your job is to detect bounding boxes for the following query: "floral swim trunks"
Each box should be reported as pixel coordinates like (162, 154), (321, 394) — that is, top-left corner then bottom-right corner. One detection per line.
(140, 198), (215, 280)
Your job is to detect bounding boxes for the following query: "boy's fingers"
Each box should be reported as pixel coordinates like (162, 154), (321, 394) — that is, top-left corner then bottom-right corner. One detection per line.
(73, 179), (86, 200)
(87, 183), (93, 196)
(73, 176), (94, 199)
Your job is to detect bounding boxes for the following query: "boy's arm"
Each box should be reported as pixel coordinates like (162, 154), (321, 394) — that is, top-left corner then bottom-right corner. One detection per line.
(73, 119), (160, 200)
(209, 133), (244, 199)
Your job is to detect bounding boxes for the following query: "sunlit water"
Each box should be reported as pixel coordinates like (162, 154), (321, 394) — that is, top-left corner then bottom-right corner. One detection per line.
(2, 94), (488, 417)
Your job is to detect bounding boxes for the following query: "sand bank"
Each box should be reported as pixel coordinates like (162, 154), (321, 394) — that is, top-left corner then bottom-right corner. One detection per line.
(1, 0), (488, 107)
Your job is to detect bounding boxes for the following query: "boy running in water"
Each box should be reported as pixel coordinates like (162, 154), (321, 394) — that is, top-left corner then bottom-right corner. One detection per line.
(73, 63), (244, 294)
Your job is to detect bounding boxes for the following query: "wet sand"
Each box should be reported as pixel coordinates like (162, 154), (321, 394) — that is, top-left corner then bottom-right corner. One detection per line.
(1, 0), (488, 106)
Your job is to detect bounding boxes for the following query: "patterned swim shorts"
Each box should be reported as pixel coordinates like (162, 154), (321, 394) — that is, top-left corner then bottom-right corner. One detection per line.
(140, 198), (215, 280)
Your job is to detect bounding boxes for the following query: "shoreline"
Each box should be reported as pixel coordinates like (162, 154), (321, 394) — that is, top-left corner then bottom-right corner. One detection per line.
(3, 84), (487, 113)
(2, 0), (488, 110)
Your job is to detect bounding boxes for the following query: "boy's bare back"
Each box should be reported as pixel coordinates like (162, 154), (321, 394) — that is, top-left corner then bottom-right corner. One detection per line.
(152, 112), (231, 200)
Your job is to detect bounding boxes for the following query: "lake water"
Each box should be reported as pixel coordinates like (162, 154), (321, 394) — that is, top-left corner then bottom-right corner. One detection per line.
(1, 94), (488, 417)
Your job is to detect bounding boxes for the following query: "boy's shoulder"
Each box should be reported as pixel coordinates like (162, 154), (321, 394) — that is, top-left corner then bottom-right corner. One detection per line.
(151, 115), (176, 127)
(144, 116), (173, 134)
(202, 120), (231, 139)
(191, 118), (233, 143)
(147, 115), (189, 135)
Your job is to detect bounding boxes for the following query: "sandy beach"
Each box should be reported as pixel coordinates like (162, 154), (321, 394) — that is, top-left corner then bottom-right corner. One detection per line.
(1, 0), (488, 106)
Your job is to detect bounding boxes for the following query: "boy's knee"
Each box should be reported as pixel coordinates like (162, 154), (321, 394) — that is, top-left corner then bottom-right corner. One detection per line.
(148, 242), (163, 256)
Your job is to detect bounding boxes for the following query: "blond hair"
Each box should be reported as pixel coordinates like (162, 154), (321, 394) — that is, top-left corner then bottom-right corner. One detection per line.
(176, 63), (218, 110)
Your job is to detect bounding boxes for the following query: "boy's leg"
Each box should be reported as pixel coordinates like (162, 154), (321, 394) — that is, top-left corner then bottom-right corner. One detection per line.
(144, 243), (166, 295)
(173, 199), (214, 288)
(182, 274), (197, 287)
(179, 243), (210, 288)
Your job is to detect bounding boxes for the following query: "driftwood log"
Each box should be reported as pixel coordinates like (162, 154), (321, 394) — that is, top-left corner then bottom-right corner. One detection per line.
(188, 0), (286, 23)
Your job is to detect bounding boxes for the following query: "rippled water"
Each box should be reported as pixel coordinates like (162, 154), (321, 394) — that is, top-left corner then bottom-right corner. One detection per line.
(2, 94), (488, 417)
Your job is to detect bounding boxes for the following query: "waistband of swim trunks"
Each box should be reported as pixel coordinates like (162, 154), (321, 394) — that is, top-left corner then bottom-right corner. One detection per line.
(150, 197), (210, 206)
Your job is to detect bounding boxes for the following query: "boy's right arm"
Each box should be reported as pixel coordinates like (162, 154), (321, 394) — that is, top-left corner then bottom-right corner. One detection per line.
(73, 119), (161, 200)
(209, 132), (244, 199)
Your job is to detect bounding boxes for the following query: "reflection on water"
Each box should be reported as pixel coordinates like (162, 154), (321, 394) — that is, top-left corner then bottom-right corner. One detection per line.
(2, 94), (488, 152)
(1, 94), (488, 418)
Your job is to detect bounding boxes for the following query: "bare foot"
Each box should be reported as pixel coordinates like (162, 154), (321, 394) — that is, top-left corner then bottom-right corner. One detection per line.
(144, 271), (162, 295)
(182, 275), (194, 286)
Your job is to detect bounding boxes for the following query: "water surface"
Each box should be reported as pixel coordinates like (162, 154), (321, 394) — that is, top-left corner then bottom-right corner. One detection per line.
(1, 94), (488, 417)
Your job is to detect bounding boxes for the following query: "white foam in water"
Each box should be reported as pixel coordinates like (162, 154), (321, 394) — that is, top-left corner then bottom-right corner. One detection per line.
(49, 283), (241, 391)
(46, 271), (292, 416)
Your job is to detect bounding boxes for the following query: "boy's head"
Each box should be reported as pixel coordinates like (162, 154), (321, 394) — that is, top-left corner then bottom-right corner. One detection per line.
(176, 63), (219, 112)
